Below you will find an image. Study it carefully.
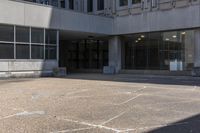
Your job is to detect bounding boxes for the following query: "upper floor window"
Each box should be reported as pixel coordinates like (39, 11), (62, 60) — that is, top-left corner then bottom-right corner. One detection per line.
(120, 0), (128, 6)
(69, 0), (74, 10)
(97, 0), (104, 11)
(132, 0), (141, 4)
(60, 0), (66, 8)
(87, 0), (93, 12)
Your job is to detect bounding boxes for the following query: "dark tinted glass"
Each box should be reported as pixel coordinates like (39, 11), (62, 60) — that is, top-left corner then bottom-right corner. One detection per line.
(0, 25), (14, 42)
(87, 0), (93, 12)
(16, 27), (30, 42)
(120, 0), (128, 6)
(31, 28), (44, 43)
(16, 44), (30, 59)
(45, 30), (57, 44)
(0, 43), (14, 59)
(45, 46), (57, 59)
(97, 0), (104, 10)
(31, 45), (44, 59)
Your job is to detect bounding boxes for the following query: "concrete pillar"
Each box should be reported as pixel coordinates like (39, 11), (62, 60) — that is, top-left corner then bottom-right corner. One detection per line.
(193, 29), (200, 76)
(109, 36), (122, 73)
(194, 30), (200, 67)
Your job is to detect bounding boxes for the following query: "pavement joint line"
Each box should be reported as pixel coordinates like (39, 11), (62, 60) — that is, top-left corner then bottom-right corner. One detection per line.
(65, 89), (89, 96)
(57, 117), (122, 132)
(113, 94), (142, 106)
(0, 111), (45, 120)
(100, 110), (128, 125)
(50, 127), (94, 133)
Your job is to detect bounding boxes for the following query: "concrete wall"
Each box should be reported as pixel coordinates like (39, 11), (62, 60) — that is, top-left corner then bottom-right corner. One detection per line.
(0, 0), (113, 35)
(0, 60), (58, 78)
(113, 4), (200, 35)
(4, 0), (200, 35)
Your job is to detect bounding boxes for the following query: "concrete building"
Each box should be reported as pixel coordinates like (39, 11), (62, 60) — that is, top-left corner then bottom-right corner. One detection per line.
(0, 0), (200, 77)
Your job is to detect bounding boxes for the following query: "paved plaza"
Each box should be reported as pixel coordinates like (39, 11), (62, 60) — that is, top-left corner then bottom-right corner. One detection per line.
(0, 74), (200, 133)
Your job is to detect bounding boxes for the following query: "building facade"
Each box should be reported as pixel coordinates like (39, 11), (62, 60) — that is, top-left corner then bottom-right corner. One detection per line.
(0, 0), (200, 77)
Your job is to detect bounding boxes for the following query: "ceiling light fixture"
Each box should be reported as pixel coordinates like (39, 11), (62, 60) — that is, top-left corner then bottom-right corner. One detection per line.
(172, 35), (177, 38)
(181, 32), (186, 35)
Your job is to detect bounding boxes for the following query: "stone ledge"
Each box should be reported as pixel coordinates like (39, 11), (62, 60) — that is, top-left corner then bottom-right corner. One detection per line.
(0, 71), (53, 78)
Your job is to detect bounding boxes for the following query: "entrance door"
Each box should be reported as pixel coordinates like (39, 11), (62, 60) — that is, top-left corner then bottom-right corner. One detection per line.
(134, 44), (147, 69)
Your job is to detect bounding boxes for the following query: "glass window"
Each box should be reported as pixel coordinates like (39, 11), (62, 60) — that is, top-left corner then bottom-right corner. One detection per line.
(31, 28), (44, 43)
(31, 45), (44, 59)
(16, 26), (30, 43)
(60, 0), (65, 8)
(45, 46), (57, 59)
(45, 29), (57, 44)
(132, 0), (141, 4)
(87, 0), (93, 12)
(0, 43), (14, 59)
(16, 44), (30, 59)
(0, 25), (14, 42)
(97, 0), (104, 11)
(123, 30), (195, 71)
(69, 0), (74, 10)
(120, 0), (128, 6)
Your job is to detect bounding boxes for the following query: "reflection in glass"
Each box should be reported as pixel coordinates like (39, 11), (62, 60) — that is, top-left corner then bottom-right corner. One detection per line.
(123, 30), (194, 71)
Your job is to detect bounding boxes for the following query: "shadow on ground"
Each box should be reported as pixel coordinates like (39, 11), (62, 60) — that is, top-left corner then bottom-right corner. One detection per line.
(63, 73), (200, 86)
(147, 114), (200, 133)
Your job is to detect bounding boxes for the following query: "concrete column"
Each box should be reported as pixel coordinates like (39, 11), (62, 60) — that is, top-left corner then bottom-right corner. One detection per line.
(193, 29), (200, 76)
(109, 36), (122, 73)
(194, 29), (200, 67)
